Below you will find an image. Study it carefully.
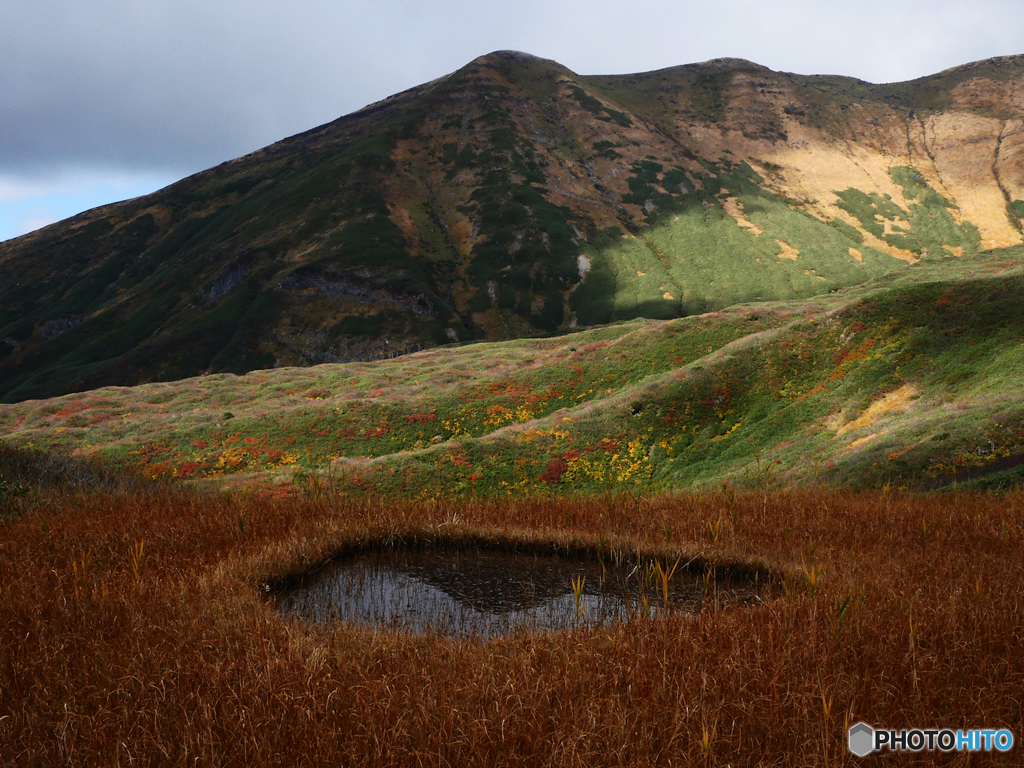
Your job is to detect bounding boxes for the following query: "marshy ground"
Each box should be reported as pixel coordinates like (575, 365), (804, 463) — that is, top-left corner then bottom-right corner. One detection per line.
(2, 469), (1021, 765)
(272, 539), (767, 638)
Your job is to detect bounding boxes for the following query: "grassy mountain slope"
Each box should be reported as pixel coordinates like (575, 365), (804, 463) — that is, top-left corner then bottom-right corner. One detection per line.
(3, 247), (1022, 495)
(2, 52), (1024, 402)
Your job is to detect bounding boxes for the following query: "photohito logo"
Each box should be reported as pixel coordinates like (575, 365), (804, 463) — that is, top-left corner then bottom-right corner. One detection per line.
(848, 722), (1014, 756)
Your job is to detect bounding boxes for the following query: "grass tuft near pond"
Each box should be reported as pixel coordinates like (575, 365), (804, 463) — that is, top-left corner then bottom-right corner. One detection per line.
(2, 470), (1022, 764)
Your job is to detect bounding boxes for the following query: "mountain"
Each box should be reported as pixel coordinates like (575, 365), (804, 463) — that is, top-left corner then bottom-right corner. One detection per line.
(3, 50), (1024, 403)
(4, 246), (1023, 494)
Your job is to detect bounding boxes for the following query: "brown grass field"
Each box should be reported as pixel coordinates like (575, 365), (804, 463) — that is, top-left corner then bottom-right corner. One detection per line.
(2, 473), (1023, 765)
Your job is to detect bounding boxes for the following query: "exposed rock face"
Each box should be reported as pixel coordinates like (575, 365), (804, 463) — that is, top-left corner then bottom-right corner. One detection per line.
(2, 51), (1023, 402)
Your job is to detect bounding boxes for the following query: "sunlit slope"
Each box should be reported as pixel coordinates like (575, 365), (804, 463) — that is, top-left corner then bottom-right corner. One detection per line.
(2, 53), (1024, 402)
(3, 248), (1022, 495)
(365, 251), (1024, 495)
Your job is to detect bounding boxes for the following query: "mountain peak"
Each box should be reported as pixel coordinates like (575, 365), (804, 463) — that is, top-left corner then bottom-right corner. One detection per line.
(930, 52), (1024, 78)
(2, 51), (1023, 402)
(479, 50), (545, 63)
(468, 50), (576, 75)
(687, 56), (766, 70)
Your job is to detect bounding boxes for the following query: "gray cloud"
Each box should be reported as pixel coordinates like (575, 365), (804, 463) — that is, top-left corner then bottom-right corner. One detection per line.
(2, 0), (1022, 180)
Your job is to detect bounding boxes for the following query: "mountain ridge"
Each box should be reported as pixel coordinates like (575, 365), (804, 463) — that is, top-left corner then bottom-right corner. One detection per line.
(2, 50), (1023, 403)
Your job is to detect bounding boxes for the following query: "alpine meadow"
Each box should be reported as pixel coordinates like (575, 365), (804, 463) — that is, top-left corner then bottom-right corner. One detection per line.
(2, 51), (1024, 765)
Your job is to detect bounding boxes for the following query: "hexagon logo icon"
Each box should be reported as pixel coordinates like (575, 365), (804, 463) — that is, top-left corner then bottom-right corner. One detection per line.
(848, 722), (875, 757)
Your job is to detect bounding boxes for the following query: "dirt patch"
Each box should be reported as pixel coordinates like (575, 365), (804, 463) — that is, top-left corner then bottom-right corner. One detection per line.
(388, 204), (418, 246)
(849, 432), (882, 449)
(915, 112), (1022, 249)
(702, 107), (1022, 257)
(837, 385), (918, 436)
(775, 240), (799, 261)
(722, 197), (764, 235)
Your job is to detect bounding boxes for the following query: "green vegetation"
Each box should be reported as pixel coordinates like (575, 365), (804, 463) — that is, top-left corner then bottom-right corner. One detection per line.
(592, 140), (621, 159)
(830, 218), (863, 243)
(4, 248), (1023, 499)
(1007, 199), (1024, 232)
(588, 160), (903, 317)
(887, 166), (981, 255)
(460, 116), (580, 333)
(369, 261), (1024, 498)
(833, 169), (981, 257)
(834, 188), (906, 239)
(569, 86), (633, 127)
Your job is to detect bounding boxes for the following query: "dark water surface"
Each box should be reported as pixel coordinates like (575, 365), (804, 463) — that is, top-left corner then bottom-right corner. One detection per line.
(275, 547), (765, 637)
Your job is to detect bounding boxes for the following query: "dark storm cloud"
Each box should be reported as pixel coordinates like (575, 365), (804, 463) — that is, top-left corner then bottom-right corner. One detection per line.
(2, 0), (1022, 180)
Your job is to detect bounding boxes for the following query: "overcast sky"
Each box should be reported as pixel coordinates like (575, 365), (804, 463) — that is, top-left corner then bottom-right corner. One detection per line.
(2, 0), (1022, 242)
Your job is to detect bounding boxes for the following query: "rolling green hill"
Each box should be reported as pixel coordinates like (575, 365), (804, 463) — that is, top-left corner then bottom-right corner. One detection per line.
(3, 246), (1022, 495)
(3, 52), (1024, 403)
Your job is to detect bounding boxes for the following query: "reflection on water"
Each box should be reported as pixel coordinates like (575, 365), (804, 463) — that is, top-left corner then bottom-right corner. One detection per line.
(275, 548), (762, 637)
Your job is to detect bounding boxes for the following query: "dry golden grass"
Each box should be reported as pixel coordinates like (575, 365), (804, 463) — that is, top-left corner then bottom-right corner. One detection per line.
(2, 482), (1022, 765)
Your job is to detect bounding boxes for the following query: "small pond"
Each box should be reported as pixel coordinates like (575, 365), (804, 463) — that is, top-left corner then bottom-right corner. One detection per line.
(274, 546), (767, 638)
